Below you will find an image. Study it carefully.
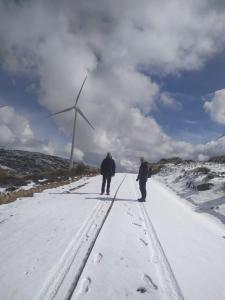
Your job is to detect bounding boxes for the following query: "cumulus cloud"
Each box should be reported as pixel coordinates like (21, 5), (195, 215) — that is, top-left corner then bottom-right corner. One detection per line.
(0, 106), (33, 145)
(65, 143), (84, 161)
(1, 0), (225, 169)
(159, 93), (182, 110)
(0, 106), (56, 155)
(204, 89), (225, 124)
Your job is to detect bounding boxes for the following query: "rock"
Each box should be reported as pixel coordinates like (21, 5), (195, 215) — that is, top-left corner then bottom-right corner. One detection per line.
(205, 173), (216, 180)
(6, 185), (17, 192)
(196, 183), (214, 191)
(186, 181), (196, 189)
(192, 167), (210, 174)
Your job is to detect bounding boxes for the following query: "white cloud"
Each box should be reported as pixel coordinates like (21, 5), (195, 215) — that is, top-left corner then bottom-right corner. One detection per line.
(0, 105), (56, 156)
(204, 89), (225, 124)
(198, 154), (209, 161)
(0, 124), (15, 145)
(159, 93), (182, 110)
(1, 1), (225, 169)
(0, 106), (33, 145)
(65, 143), (84, 161)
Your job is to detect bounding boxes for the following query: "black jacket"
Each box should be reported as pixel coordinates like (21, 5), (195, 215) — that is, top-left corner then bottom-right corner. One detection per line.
(137, 161), (149, 182)
(100, 157), (116, 176)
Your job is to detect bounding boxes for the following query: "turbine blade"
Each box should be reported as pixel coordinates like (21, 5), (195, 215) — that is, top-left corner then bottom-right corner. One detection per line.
(48, 105), (75, 117)
(75, 75), (87, 106)
(215, 133), (225, 141)
(76, 107), (94, 130)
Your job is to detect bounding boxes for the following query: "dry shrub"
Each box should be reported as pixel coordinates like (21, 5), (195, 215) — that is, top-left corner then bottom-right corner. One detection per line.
(192, 167), (210, 175)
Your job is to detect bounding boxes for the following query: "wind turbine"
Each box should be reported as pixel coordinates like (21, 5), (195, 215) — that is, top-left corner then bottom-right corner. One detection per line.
(49, 76), (94, 169)
(214, 133), (225, 142)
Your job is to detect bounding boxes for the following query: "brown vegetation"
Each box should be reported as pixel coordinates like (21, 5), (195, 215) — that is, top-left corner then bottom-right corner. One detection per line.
(0, 164), (99, 205)
(192, 167), (210, 174)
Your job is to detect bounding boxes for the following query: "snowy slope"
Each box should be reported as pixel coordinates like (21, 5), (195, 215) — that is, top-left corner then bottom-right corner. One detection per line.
(0, 174), (225, 300)
(155, 162), (225, 226)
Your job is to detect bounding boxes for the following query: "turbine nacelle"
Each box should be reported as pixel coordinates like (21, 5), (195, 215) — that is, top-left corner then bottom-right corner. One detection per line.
(48, 104), (94, 130)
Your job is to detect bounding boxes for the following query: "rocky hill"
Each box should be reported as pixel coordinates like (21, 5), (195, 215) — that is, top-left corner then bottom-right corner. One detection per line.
(208, 155), (225, 163)
(0, 149), (99, 194)
(0, 148), (71, 175)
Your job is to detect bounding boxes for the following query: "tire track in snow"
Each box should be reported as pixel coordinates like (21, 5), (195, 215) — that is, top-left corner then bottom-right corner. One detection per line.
(133, 181), (185, 300)
(65, 175), (126, 300)
(36, 175), (125, 300)
(36, 200), (103, 300)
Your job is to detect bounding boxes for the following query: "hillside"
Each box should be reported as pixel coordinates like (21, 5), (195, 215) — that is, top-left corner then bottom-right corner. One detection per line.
(0, 149), (98, 197)
(155, 159), (225, 227)
(0, 148), (70, 175)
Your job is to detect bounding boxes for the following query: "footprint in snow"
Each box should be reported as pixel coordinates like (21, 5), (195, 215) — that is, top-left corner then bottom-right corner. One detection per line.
(152, 255), (160, 264)
(137, 287), (147, 294)
(139, 238), (148, 246)
(137, 275), (157, 294)
(127, 212), (133, 217)
(143, 274), (158, 291)
(133, 222), (142, 227)
(77, 276), (92, 295)
(0, 218), (8, 224)
(93, 252), (103, 264)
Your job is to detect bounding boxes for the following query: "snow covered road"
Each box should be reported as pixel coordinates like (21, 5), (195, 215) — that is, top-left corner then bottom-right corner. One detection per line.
(0, 174), (225, 300)
(146, 179), (225, 300)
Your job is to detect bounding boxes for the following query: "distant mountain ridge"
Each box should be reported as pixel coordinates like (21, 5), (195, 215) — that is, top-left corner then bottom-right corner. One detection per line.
(208, 156), (225, 163)
(0, 148), (71, 175)
(156, 156), (225, 165)
(1, 149), (225, 177)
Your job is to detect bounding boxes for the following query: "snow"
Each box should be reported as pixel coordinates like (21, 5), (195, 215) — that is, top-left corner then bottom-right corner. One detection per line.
(0, 164), (13, 171)
(146, 179), (225, 300)
(155, 162), (225, 226)
(0, 187), (6, 193)
(38, 179), (48, 183)
(19, 180), (37, 191)
(0, 173), (225, 300)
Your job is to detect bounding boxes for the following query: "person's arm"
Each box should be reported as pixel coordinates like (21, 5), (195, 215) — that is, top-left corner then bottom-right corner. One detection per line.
(136, 166), (140, 181)
(144, 163), (149, 181)
(100, 160), (104, 175)
(112, 160), (116, 176)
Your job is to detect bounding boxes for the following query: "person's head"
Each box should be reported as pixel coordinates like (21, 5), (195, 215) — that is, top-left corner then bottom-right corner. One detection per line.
(140, 157), (144, 163)
(106, 152), (111, 158)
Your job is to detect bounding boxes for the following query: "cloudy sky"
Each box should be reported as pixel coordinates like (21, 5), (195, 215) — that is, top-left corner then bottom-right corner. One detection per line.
(1, 0), (225, 170)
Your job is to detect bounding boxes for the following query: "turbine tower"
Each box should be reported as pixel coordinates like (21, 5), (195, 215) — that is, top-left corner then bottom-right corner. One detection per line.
(49, 76), (94, 169)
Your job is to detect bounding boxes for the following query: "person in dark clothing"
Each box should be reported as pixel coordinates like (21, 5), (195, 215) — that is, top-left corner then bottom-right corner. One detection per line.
(100, 153), (116, 195)
(136, 157), (150, 202)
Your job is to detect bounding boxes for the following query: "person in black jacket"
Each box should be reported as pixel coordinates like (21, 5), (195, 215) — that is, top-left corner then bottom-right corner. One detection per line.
(100, 153), (116, 195)
(136, 157), (150, 202)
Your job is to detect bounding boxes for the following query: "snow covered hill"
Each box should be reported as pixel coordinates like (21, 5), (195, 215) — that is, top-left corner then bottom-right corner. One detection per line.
(156, 161), (225, 226)
(0, 174), (225, 300)
(0, 148), (71, 175)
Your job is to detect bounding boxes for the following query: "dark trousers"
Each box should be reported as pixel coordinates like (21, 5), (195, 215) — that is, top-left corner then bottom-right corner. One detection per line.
(139, 180), (147, 199)
(101, 175), (112, 194)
